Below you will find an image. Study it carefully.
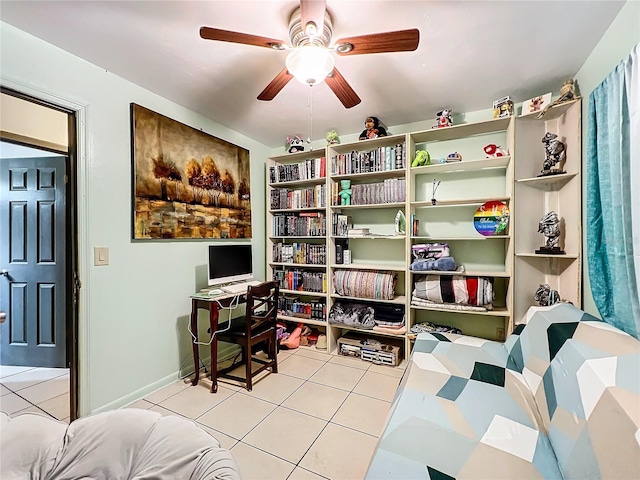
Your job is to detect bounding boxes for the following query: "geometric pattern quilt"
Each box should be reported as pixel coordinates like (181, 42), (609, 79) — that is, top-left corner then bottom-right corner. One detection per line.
(366, 303), (640, 479)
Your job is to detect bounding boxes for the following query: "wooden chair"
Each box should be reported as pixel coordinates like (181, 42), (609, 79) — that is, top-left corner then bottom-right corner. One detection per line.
(216, 281), (279, 391)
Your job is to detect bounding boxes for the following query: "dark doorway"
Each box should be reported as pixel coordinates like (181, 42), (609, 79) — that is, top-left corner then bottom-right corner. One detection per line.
(0, 86), (79, 421)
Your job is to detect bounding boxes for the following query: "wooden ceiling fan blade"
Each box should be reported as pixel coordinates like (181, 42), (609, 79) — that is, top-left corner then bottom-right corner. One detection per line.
(200, 27), (286, 49)
(300, 0), (327, 37)
(257, 68), (294, 101)
(325, 68), (361, 109)
(335, 29), (419, 56)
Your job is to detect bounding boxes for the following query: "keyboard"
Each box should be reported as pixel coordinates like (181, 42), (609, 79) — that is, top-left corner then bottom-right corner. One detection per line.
(221, 280), (262, 294)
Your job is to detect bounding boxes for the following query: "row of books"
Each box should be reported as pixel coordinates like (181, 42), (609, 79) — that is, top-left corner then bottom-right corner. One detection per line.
(269, 157), (326, 183)
(272, 269), (328, 293)
(331, 178), (406, 206)
(278, 296), (326, 320)
(272, 242), (326, 265)
(331, 213), (352, 236)
(410, 214), (421, 237)
(330, 143), (406, 175)
(272, 212), (326, 237)
(270, 185), (326, 210)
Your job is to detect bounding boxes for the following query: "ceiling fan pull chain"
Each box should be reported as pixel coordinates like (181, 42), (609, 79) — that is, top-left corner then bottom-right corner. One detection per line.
(307, 86), (313, 150)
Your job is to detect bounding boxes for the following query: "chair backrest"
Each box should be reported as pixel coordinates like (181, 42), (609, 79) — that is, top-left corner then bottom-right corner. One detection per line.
(245, 281), (279, 337)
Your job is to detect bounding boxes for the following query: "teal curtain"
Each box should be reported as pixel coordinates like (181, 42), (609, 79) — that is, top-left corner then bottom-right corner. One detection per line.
(587, 44), (640, 338)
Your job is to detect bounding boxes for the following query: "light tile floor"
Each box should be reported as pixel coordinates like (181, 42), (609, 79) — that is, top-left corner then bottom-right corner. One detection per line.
(132, 346), (405, 480)
(0, 347), (405, 479)
(0, 366), (70, 422)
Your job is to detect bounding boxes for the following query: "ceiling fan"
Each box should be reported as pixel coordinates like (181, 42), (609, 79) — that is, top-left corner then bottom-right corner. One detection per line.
(200, 0), (419, 108)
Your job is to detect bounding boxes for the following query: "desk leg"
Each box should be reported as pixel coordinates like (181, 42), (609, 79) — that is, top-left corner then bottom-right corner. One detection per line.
(209, 304), (219, 393)
(190, 299), (199, 386)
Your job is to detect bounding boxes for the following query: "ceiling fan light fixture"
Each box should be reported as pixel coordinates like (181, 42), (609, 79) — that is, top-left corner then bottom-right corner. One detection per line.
(286, 45), (335, 86)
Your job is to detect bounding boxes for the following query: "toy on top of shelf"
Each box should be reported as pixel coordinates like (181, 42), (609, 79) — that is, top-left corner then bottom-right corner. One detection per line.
(536, 79), (579, 119)
(493, 96), (514, 118)
(286, 135), (305, 153)
(534, 283), (561, 306)
(522, 93), (552, 116)
(432, 109), (453, 128)
(359, 116), (387, 140)
(446, 152), (462, 162)
(535, 211), (564, 254)
(483, 144), (509, 158)
(339, 180), (352, 205)
(540, 132), (566, 176)
(326, 129), (340, 145)
(411, 150), (431, 167)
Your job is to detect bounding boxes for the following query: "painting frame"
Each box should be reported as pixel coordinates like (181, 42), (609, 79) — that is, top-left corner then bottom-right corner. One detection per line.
(130, 103), (252, 240)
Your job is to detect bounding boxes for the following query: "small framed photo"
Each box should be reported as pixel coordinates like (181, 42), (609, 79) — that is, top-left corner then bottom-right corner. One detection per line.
(522, 93), (552, 116)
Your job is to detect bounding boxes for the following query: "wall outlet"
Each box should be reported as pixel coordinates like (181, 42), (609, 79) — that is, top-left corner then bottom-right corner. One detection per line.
(496, 327), (506, 341)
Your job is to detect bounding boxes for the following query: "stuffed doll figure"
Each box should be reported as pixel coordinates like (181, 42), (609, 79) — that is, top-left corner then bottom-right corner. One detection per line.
(339, 180), (352, 205)
(286, 135), (305, 153)
(326, 129), (340, 145)
(359, 117), (387, 140)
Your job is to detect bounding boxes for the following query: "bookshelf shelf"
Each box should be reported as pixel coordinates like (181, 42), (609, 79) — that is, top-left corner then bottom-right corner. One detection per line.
(279, 289), (327, 297)
(410, 156), (510, 176)
(331, 202), (405, 210)
(269, 262), (326, 268)
(411, 197), (510, 208)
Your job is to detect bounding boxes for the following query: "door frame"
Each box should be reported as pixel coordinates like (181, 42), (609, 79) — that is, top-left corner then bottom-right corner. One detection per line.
(1, 82), (89, 419)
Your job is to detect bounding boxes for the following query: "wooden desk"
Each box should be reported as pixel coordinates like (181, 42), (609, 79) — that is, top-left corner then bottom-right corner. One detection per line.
(189, 292), (244, 393)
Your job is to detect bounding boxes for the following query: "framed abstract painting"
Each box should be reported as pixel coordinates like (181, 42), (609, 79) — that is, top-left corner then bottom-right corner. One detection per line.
(130, 103), (251, 239)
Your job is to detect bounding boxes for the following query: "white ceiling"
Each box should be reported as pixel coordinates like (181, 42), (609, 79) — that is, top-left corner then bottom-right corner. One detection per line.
(0, 1), (625, 148)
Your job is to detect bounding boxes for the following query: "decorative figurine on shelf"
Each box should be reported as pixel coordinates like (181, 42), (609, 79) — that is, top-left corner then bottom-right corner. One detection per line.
(484, 144), (509, 158)
(432, 109), (453, 129)
(446, 152), (462, 163)
(431, 178), (441, 205)
(493, 96), (514, 118)
(395, 210), (406, 235)
(540, 132), (566, 176)
(412, 150), (431, 167)
(326, 129), (340, 145)
(536, 79), (579, 119)
(359, 117), (387, 140)
(286, 135), (305, 153)
(339, 180), (352, 205)
(534, 284), (561, 306)
(535, 211), (565, 254)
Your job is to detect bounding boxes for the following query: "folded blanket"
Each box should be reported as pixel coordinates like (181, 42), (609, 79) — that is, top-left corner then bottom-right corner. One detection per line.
(410, 256), (457, 272)
(413, 275), (493, 306)
(409, 322), (462, 335)
(328, 302), (375, 329)
(333, 270), (397, 300)
(411, 296), (491, 312)
(373, 325), (407, 335)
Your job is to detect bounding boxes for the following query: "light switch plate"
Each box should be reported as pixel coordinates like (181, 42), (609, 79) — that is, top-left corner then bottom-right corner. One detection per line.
(94, 247), (109, 266)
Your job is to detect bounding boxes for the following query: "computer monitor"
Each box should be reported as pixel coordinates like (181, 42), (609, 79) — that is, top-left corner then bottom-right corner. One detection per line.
(208, 244), (253, 286)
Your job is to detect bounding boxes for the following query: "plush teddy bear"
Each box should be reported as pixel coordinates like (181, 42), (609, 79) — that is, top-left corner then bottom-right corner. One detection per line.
(412, 150), (431, 167)
(359, 117), (387, 140)
(339, 180), (352, 205)
(286, 135), (305, 153)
